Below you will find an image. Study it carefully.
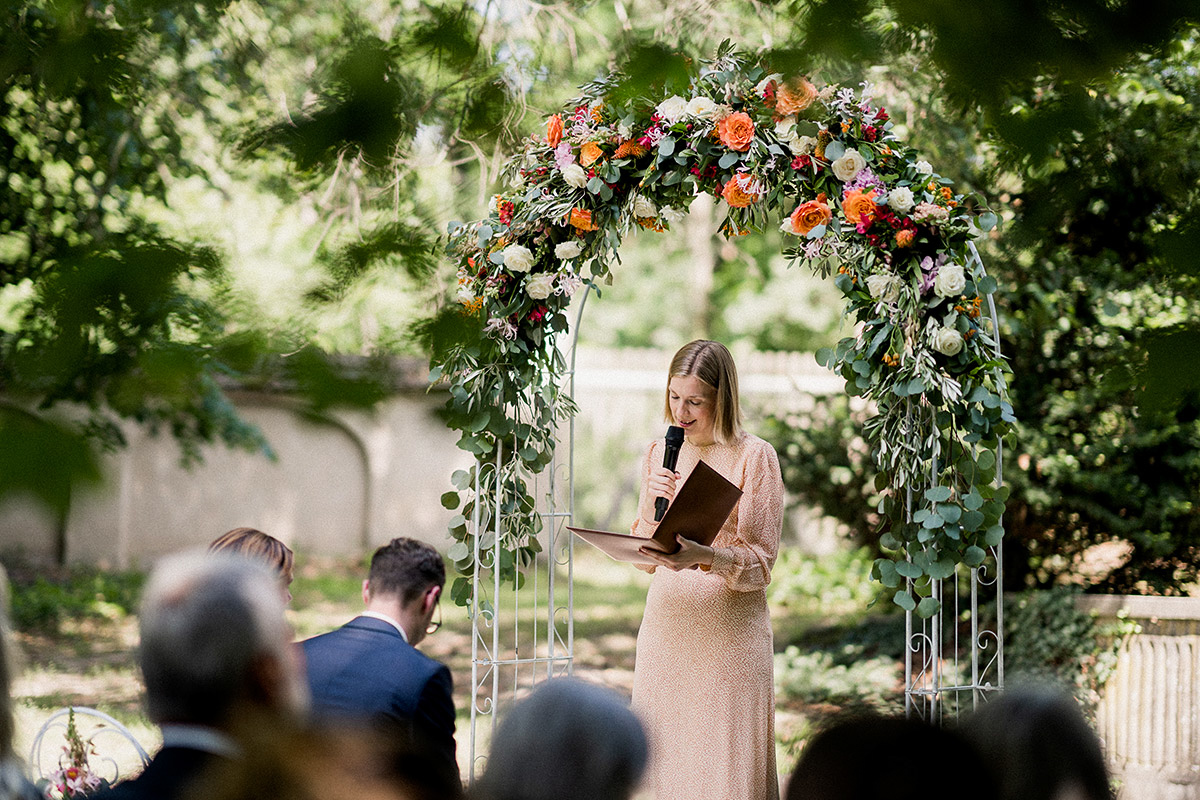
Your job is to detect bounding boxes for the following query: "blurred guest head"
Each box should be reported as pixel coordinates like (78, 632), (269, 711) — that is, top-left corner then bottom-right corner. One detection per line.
(474, 678), (647, 800)
(785, 713), (996, 800)
(960, 685), (1112, 800)
(185, 718), (430, 800)
(0, 566), (16, 760)
(208, 528), (294, 603)
(139, 550), (307, 730)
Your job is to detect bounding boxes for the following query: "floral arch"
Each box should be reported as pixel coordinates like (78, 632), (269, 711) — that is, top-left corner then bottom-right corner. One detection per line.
(429, 47), (1013, 620)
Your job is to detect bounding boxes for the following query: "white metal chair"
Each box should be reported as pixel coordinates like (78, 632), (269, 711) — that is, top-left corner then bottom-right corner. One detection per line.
(29, 707), (150, 787)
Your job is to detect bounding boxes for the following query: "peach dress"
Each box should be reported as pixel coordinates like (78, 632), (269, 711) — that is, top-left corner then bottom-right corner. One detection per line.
(630, 432), (784, 800)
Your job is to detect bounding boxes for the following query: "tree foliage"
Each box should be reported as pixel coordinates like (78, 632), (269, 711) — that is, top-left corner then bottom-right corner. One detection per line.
(768, 11), (1200, 593)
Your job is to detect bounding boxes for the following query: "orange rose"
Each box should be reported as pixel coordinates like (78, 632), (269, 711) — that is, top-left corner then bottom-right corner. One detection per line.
(722, 174), (762, 208)
(580, 141), (604, 168)
(546, 114), (564, 148)
(775, 78), (818, 116)
(789, 195), (832, 235)
(895, 229), (916, 248)
(716, 111), (756, 152)
(842, 189), (879, 226)
(568, 207), (598, 231)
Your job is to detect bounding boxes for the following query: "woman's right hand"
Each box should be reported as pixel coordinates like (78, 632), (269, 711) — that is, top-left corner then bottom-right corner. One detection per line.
(647, 466), (680, 513)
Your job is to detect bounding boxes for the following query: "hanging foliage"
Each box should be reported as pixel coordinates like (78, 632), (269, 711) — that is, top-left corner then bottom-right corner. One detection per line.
(424, 44), (1012, 615)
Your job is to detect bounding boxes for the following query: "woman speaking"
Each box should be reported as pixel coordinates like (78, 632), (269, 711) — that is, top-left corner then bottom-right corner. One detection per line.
(630, 339), (785, 800)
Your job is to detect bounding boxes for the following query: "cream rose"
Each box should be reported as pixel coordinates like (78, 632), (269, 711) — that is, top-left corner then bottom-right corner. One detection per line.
(561, 163), (588, 189)
(887, 187), (916, 214)
(790, 135), (817, 157)
(502, 244), (534, 273)
(555, 241), (582, 260)
(632, 195), (657, 218)
(831, 148), (867, 182)
(774, 116), (797, 140)
(525, 272), (557, 300)
(656, 95), (688, 124)
(932, 326), (964, 356)
(933, 262), (967, 298)
(686, 96), (720, 119)
(866, 273), (902, 304)
(660, 207), (686, 226)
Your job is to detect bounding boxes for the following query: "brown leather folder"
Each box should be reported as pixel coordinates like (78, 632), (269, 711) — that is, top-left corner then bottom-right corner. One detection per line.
(569, 459), (743, 564)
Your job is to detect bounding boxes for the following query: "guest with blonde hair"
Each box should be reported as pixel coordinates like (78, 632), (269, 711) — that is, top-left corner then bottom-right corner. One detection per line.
(209, 528), (294, 603)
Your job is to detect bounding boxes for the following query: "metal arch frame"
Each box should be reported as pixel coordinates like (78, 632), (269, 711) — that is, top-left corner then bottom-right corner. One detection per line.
(463, 243), (1006, 761)
(466, 284), (595, 785)
(903, 241), (1006, 722)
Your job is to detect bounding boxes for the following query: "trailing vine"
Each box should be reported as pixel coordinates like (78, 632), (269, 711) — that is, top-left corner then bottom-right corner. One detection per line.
(422, 44), (1013, 615)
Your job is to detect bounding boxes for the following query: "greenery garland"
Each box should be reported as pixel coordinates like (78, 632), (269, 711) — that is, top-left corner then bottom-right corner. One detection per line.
(425, 45), (1013, 616)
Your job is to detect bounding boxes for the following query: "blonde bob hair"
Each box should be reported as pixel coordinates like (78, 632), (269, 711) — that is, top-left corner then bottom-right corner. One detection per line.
(663, 340), (743, 444)
(209, 527), (295, 586)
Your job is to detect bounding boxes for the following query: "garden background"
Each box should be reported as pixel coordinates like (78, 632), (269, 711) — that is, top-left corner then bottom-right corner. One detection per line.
(2, 0), (1199, 794)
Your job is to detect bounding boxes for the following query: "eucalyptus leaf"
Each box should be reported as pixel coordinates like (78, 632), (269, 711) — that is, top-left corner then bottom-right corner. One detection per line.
(925, 486), (953, 503)
(916, 597), (941, 618)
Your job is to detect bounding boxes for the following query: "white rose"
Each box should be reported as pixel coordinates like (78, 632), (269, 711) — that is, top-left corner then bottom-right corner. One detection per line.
(774, 116), (797, 140)
(555, 241), (582, 260)
(915, 160), (933, 175)
(561, 163), (588, 188)
(933, 262), (967, 298)
(660, 207), (687, 226)
(831, 148), (867, 182)
(617, 121), (633, 139)
(887, 187), (916, 214)
(525, 272), (557, 300)
(632, 195), (657, 218)
(502, 244), (534, 273)
(866, 273), (902, 304)
(686, 96), (720, 119)
(656, 95), (689, 124)
(790, 135), (817, 157)
(932, 326), (964, 356)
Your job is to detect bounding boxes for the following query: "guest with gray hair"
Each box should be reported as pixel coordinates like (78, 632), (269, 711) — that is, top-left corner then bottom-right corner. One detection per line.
(472, 678), (647, 800)
(91, 550), (308, 800)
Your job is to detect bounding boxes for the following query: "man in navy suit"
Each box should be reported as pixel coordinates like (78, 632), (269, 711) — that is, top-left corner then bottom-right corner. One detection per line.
(301, 537), (460, 796)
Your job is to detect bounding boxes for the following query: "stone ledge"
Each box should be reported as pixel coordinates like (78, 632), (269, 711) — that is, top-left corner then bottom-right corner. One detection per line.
(1078, 594), (1200, 620)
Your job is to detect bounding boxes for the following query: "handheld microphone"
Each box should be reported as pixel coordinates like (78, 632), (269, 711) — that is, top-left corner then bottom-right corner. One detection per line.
(654, 425), (686, 521)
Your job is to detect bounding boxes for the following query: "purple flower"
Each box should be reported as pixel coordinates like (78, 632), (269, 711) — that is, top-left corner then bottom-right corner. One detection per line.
(920, 254), (947, 295)
(553, 142), (575, 171)
(845, 167), (886, 196)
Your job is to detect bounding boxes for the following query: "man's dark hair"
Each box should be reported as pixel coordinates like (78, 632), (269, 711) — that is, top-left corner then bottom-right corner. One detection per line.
(368, 538), (445, 604)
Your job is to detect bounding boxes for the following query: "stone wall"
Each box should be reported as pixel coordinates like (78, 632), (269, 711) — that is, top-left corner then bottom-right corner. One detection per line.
(0, 346), (848, 567)
(1081, 595), (1200, 800)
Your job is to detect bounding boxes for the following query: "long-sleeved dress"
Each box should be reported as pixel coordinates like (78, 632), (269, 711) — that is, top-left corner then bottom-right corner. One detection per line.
(630, 432), (784, 800)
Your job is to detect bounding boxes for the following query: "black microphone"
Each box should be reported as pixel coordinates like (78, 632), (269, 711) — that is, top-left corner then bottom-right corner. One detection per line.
(654, 425), (686, 521)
